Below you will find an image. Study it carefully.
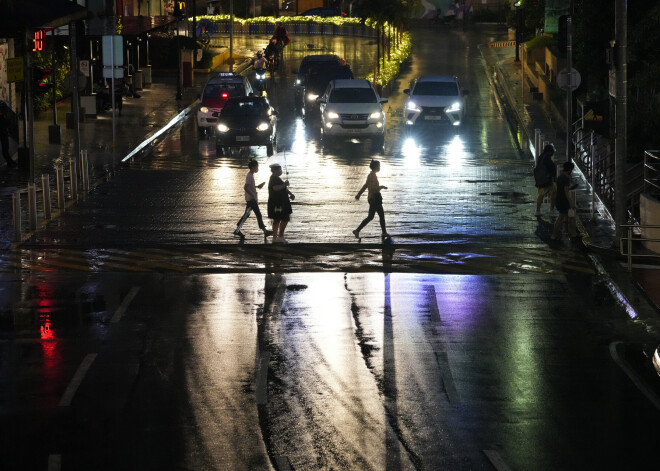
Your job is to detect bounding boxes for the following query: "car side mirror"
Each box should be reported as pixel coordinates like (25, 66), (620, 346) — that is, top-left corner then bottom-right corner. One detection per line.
(317, 98), (326, 104)
(273, 109), (279, 116)
(403, 89), (410, 95)
(380, 97), (388, 103)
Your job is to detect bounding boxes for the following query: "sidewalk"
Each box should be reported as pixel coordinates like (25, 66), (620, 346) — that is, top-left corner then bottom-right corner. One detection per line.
(482, 43), (660, 316)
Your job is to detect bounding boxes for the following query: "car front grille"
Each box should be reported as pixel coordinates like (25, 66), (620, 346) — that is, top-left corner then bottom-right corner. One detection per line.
(340, 113), (369, 121)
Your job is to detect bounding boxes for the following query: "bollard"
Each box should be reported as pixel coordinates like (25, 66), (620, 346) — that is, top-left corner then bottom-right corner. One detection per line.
(56, 164), (65, 210)
(81, 149), (89, 192)
(12, 191), (21, 242)
(534, 129), (541, 158)
(28, 183), (37, 231)
(42, 174), (52, 220)
(69, 159), (78, 201)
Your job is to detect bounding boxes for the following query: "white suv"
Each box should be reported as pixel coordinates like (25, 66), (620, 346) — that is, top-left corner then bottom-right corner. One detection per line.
(318, 79), (387, 148)
(403, 75), (468, 127)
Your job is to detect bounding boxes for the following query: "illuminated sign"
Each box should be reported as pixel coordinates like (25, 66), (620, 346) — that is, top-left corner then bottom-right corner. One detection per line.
(32, 29), (46, 52)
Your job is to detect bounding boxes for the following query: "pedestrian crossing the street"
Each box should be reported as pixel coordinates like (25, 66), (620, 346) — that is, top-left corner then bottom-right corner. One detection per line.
(0, 244), (595, 275)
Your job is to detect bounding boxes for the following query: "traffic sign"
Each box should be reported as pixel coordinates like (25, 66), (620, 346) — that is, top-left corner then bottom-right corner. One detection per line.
(558, 67), (581, 91)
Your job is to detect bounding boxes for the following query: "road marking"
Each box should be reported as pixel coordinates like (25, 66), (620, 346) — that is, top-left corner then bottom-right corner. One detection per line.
(435, 351), (461, 404)
(58, 353), (97, 407)
(48, 454), (61, 471)
(111, 286), (141, 323)
(256, 351), (270, 405)
(483, 449), (513, 471)
(609, 341), (660, 411)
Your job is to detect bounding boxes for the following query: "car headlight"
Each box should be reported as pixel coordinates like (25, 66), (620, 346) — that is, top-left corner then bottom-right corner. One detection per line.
(307, 93), (319, 102)
(369, 111), (382, 120)
(256, 122), (270, 131)
(326, 111), (339, 120)
(200, 106), (209, 113)
(448, 102), (462, 112)
(405, 101), (420, 112)
(295, 78), (302, 85)
(217, 123), (229, 132)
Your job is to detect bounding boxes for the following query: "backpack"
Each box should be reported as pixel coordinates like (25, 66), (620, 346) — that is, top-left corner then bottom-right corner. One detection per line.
(534, 157), (551, 188)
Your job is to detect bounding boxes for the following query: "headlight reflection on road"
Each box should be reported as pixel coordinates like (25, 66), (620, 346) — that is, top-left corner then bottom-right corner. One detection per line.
(445, 135), (467, 169)
(401, 137), (422, 166)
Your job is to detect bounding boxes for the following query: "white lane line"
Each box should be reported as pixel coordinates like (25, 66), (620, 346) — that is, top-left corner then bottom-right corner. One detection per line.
(483, 449), (513, 471)
(58, 353), (98, 407)
(435, 351), (461, 404)
(609, 341), (660, 411)
(111, 286), (141, 323)
(256, 351), (270, 405)
(48, 454), (61, 471)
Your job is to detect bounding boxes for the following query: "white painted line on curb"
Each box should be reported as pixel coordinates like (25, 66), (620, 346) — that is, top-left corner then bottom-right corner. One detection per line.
(256, 351), (270, 405)
(58, 353), (97, 407)
(121, 100), (200, 163)
(48, 454), (61, 471)
(483, 449), (513, 471)
(111, 286), (140, 323)
(609, 341), (660, 411)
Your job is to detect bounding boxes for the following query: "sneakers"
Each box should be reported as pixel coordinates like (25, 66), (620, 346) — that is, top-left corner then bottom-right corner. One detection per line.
(352, 229), (360, 239)
(233, 228), (245, 238)
(272, 236), (287, 244)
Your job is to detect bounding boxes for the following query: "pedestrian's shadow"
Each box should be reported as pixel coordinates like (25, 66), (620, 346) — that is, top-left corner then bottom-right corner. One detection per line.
(534, 217), (556, 245)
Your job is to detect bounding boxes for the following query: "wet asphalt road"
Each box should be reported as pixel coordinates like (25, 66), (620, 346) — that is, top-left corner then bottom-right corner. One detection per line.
(2, 26), (660, 471)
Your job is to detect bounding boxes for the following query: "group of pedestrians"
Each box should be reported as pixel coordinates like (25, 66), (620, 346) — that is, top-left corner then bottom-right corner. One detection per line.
(534, 143), (579, 243)
(233, 158), (388, 243)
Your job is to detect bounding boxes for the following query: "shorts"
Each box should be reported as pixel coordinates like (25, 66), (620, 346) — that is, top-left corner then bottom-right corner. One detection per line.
(537, 182), (556, 198)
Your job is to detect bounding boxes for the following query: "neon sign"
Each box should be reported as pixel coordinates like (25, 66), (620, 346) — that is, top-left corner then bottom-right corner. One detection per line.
(32, 29), (46, 52)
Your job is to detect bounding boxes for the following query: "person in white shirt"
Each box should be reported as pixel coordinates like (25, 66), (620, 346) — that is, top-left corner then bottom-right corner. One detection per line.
(234, 159), (273, 239)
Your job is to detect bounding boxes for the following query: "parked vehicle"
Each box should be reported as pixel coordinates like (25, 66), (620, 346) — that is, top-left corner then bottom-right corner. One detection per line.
(197, 73), (253, 138)
(318, 79), (387, 148)
(403, 75), (468, 128)
(215, 96), (278, 156)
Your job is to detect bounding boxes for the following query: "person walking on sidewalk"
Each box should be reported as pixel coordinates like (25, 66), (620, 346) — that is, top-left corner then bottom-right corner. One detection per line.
(234, 159), (272, 239)
(0, 109), (16, 168)
(551, 161), (578, 242)
(535, 144), (557, 216)
(267, 163), (295, 243)
(353, 159), (389, 240)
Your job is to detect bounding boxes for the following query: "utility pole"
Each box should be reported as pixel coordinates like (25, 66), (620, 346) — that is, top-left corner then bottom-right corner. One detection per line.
(614, 0), (627, 240)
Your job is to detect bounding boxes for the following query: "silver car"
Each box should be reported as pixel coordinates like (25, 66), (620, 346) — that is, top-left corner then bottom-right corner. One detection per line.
(403, 75), (468, 127)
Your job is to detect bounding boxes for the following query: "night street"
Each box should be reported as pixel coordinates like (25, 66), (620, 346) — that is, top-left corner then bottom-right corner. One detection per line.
(2, 22), (660, 471)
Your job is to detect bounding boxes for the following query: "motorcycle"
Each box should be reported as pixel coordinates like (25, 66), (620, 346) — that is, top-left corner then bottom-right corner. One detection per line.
(254, 67), (268, 95)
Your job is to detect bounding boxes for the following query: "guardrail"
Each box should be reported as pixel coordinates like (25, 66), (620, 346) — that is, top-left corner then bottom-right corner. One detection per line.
(619, 223), (660, 272)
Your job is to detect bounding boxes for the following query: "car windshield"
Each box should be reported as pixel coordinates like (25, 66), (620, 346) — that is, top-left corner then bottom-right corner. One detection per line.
(203, 83), (244, 100)
(413, 81), (459, 96)
(222, 100), (268, 116)
(307, 67), (352, 90)
(329, 87), (377, 103)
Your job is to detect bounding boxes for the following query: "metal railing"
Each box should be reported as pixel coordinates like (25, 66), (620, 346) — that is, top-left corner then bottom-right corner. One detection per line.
(620, 224), (660, 272)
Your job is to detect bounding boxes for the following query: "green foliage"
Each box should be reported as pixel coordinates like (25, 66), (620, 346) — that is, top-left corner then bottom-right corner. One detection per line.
(32, 49), (70, 112)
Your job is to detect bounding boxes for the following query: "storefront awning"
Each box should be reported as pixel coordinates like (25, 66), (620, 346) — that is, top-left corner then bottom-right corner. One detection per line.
(0, 0), (90, 36)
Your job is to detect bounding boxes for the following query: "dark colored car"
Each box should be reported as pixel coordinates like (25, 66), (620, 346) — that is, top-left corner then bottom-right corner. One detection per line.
(301, 64), (354, 115)
(293, 54), (347, 108)
(300, 7), (346, 17)
(215, 96), (278, 156)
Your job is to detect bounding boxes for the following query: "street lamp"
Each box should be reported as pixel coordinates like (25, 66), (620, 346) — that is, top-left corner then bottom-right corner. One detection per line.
(514, 1), (522, 63)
